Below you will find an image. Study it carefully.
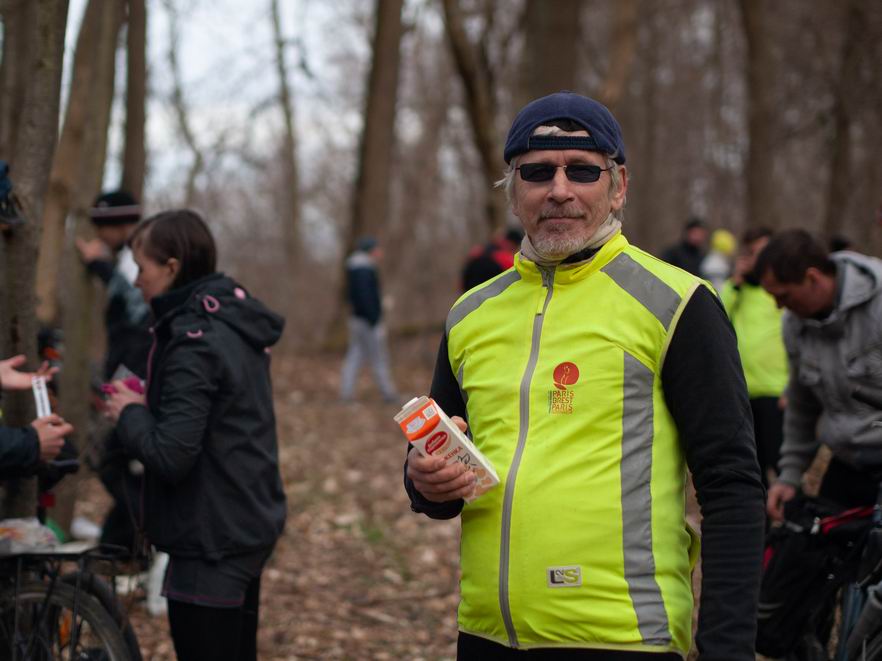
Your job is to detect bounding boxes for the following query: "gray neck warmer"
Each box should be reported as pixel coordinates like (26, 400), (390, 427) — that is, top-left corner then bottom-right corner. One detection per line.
(520, 214), (622, 267)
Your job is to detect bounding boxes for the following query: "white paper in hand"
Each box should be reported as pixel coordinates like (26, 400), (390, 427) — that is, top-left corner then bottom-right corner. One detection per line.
(31, 376), (51, 418)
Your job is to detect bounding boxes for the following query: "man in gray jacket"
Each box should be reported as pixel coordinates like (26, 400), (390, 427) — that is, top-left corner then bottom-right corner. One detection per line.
(758, 229), (882, 520)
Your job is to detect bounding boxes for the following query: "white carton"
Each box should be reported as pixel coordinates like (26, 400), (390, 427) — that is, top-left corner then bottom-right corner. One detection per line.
(395, 396), (499, 502)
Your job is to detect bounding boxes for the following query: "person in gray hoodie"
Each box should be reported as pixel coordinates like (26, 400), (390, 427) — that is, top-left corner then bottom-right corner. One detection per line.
(758, 229), (882, 521)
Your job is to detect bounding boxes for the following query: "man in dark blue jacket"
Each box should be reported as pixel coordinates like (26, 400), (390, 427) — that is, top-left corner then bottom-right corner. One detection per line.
(0, 355), (71, 477)
(339, 237), (398, 403)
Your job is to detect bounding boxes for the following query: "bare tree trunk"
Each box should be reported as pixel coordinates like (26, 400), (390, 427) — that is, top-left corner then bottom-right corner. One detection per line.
(0, 0), (69, 519)
(270, 0), (301, 265)
(739, 0), (778, 230)
(520, 0), (581, 102)
(0, 0), (29, 157)
(31, 0), (124, 533)
(441, 0), (506, 234)
(322, 0), (404, 349)
(632, 8), (661, 251)
(36, 0), (125, 325)
(348, 0), (404, 249)
(120, 0), (147, 203)
(822, 0), (867, 240)
(165, 0), (204, 206)
(597, 0), (638, 111)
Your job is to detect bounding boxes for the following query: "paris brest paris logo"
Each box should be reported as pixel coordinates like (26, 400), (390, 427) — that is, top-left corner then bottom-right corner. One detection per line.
(549, 362), (579, 414)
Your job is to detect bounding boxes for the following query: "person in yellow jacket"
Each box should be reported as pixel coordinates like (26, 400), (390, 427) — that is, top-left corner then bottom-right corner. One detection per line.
(720, 227), (788, 488)
(403, 92), (764, 660)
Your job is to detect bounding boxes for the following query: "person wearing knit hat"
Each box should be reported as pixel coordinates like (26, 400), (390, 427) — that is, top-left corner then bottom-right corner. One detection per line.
(339, 236), (399, 403)
(77, 190), (149, 379)
(404, 91), (763, 660)
(700, 228), (738, 293)
(720, 227), (786, 495)
(76, 190), (153, 556)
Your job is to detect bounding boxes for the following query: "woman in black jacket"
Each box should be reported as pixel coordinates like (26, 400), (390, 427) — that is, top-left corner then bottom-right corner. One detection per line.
(105, 210), (286, 661)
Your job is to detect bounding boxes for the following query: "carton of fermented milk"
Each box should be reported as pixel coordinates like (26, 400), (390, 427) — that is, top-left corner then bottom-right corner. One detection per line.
(395, 396), (499, 502)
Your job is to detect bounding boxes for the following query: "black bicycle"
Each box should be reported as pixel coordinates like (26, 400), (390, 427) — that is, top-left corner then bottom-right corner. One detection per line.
(757, 386), (882, 661)
(0, 460), (142, 661)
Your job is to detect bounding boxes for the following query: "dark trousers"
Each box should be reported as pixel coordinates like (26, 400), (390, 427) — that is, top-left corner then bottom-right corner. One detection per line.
(167, 575), (261, 661)
(98, 430), (143, 552)
(750, 397), (784, 488)
(819, 456), (881, 508)
(457, 632), (682, 660)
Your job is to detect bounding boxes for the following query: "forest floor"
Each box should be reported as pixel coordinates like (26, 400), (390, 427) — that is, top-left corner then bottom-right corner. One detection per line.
(70, 333), (823, 660)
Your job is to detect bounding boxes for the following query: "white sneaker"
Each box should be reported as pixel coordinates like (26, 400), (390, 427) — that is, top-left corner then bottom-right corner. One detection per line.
(146, 551), (169, 616)
(70, 516), (102, 541)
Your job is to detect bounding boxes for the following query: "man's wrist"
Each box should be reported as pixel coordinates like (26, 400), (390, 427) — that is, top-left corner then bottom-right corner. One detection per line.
(776, 468), (802, 487)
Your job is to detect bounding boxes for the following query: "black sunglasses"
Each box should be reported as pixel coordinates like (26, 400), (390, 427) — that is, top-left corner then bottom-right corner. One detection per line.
(516, 162), (612, 184)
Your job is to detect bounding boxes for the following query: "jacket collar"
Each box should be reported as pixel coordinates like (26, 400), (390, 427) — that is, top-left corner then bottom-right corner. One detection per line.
(151, 273), (223, 323)
(515, 232), (629, 284)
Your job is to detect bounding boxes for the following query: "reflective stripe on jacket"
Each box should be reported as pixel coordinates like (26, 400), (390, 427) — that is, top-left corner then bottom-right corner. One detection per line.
(445, 233), (701, 655)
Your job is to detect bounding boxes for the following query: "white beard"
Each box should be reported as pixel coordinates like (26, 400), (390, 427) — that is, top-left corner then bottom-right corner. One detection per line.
(532, 228), (592, 261)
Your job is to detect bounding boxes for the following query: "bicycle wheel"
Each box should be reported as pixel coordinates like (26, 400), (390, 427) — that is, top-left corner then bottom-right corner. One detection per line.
(61, 573), (142, 661)
(0, 581), (132, 661)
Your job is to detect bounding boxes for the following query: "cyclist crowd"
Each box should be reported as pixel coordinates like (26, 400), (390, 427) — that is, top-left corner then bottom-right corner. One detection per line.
(2, 89), (881, 660)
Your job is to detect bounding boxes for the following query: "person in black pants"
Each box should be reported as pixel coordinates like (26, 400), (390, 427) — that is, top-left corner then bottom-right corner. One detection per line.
(105, 210), (287, 661)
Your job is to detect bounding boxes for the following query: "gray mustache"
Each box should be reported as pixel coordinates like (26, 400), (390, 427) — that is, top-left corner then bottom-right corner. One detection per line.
(539, 207), (585, 220)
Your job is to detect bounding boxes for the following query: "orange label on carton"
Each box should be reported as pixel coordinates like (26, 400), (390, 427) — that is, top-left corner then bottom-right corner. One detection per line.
(394, 396), (500, 503)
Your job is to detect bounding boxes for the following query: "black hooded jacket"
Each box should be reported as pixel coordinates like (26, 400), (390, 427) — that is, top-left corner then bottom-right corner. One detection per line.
(117, 274), (287, 559)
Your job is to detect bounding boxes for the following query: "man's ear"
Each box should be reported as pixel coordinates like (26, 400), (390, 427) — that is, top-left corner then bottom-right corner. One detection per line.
(804, 266), (822, 287)
(610, 166), (628, 210)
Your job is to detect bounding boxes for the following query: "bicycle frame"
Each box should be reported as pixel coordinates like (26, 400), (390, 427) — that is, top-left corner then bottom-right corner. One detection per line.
(0, 542), (129, 660)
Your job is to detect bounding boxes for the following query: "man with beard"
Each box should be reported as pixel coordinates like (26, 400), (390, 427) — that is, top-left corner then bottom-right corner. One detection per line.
(403, 92), (764, 659)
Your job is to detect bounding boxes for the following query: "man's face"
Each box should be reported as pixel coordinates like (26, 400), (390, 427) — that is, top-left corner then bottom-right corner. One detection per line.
(95, 224), (135, 252)
(760, 268), (832, 318)
(510, 149), (626, 260)
(685, 226), (708, 248)
(740, 236), (769, 274)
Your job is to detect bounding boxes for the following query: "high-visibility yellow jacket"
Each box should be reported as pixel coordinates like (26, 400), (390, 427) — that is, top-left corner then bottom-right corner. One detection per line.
(719, 281), (787, 399)
(445, 232), (702, 655)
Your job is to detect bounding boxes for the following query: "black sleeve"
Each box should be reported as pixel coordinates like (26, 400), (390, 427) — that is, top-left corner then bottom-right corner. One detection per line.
(117, 340), (218, 484)
(85, 259), (115, 283)
(402, 333), (465, 520)
(0, 425), (40, 479)
(661, 286), (765, 661)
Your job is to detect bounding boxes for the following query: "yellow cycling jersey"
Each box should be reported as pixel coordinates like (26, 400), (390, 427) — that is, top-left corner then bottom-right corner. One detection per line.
(445, 232), (702, 655)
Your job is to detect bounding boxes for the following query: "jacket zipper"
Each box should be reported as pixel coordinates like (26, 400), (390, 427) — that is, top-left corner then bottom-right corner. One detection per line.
(499, 265), (555, 647)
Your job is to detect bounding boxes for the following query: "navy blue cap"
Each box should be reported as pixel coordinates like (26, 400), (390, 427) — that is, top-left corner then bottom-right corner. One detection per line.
(356, 236), (378, 252)
(503, 92), (626, 165)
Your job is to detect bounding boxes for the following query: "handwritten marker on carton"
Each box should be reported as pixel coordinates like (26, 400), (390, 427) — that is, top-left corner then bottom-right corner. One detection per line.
(32, 376), (52, 418)
(395, 396), (499, 503)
